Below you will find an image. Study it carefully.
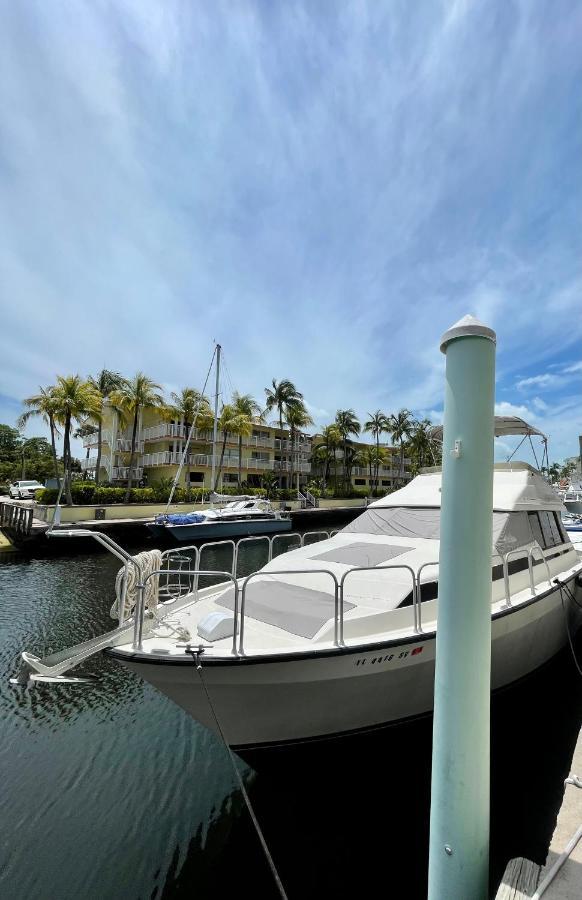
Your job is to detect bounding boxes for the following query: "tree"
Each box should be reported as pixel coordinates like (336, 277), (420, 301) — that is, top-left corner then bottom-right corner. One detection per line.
(358, 445), (389, 494)
(364, 411), (390, 492)
(285, 403), (313, 493)
(51, 376), (102, 504)
(264, 379), (304, 486)
(212, 404), (242, 492)
(407, 419), (440, 474)
(18, 386), (62, 489)
(88, 370), (124, 486)
(334, 409), (361, 489)
(231, 392), (262, 487)
(312, 424), (342, 491)
(166, 388), (214, 490)
(260, 470), (277, 500)
(389, 409), (414, 483)
(110, 374), (164, 501)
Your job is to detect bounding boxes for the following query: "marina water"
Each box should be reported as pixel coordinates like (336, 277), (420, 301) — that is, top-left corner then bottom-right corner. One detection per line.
(1, 540), (582, 899)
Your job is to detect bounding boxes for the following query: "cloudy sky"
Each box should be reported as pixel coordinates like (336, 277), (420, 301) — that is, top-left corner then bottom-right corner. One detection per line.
(1, 1), (580, 465)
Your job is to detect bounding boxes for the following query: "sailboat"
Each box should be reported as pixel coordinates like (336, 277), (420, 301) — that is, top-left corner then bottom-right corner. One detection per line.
(147, 344), (291, 543)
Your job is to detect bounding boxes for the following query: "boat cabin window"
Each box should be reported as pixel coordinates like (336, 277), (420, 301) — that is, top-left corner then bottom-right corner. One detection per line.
(527, 511), (565, 550)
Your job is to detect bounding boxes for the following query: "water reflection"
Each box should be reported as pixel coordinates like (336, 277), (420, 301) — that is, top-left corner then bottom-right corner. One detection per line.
(1, 544), (582, 899)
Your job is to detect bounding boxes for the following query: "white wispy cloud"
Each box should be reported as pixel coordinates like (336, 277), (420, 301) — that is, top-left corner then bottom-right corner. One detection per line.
(0, 1), (581, 463)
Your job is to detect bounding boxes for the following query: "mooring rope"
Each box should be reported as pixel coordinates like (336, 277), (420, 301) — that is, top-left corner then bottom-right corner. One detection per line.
(111, 549), (162, 620)
(187, 647), (288, 900)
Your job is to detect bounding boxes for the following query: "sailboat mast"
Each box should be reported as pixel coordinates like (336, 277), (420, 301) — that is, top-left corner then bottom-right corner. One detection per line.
(210, 343), (221, 493)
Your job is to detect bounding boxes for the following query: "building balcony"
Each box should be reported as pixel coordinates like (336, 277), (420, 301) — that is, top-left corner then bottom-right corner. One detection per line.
(142, 423), (187, 441)
(80, 457), (98, 470)
(116, 439), (144, 453)
(111, 467), (143, 481)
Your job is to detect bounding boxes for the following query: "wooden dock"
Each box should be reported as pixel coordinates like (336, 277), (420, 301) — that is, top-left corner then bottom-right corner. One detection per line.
(496, 726), (582, 899)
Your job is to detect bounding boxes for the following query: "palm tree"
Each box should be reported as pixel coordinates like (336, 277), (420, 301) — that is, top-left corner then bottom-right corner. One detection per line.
(88, 370), (124, 485)
(314, 424), (342, 491)
(74, 423), (98, 463)
(264, 379), (304, 486)
(166, 388), (214, 489)
(364, 411), (390, 492)
(406, 418), (439, 474)
(389, 409), (414, 483)
(51, 376), (102, 504)
(285, 404), (314, 493)
(18, 386), (62, 489)
(212, 404), (242, 492)
(334, 409), (361, 489)
(110, 374), (164, 501)
(232, 392), (262, 487)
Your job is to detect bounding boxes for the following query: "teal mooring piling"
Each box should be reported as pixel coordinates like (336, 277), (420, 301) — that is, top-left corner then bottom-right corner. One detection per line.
(427, 315), (497, 900)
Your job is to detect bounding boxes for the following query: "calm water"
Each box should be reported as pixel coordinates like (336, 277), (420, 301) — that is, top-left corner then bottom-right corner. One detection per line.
(1, 540), (582, 899)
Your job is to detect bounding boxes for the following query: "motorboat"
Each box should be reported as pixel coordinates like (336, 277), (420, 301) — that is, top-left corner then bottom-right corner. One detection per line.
(562, 512), (582, 552)
(15, 458), (582, 750)
(563, 489), (582, 516)
(147, 496), (292, 542)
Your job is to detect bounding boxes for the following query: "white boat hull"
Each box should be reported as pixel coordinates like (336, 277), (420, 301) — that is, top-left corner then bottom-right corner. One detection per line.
(111, 579), (578, 749)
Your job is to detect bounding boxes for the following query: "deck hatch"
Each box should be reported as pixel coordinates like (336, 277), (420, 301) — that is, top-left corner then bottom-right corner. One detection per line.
(216, 581), (355, 639)
(312, 542), (411, 567)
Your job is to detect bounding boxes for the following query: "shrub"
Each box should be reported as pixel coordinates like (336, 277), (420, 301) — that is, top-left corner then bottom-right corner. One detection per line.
(93, 487), (126, 504)
(36, 487), (58, 504)
(128, 487), (155, 503)
(71, 482), (96, 504)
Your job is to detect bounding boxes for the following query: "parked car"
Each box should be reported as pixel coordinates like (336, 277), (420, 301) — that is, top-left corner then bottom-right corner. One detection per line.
(8, 480), (44, 500)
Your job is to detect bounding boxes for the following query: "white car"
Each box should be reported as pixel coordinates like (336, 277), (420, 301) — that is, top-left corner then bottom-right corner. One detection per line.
(9, 480), (44, 500)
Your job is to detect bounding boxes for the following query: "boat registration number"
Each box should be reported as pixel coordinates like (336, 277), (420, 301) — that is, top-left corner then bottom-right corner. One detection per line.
(354, 646), (424, 667)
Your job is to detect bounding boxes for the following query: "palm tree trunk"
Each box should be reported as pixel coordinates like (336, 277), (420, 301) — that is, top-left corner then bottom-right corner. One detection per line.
(375, 433), (380, 493)
(213, 433), (228, 492)
(343, 438), (347, 489)
(95, 420), (103, 485)
(184, 419), (191, 495)
(125, 409), (139, 502)
(64, 413), (73, 506)
(400, 441), (404, 483)
(238, 434), (243, 488)
(290, 426), (295, 494)
(49, 415), (60, 490)
(279, 409), (284, 488)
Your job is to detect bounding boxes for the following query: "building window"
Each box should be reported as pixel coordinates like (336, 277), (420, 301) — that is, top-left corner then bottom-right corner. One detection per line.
(189, 472), (203, 483)
(354, 478), (366, 486)
(222, 473), (239, 483)
(382, 480), (391, 487)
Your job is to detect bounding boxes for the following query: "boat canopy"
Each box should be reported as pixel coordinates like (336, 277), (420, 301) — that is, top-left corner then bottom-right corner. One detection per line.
(429, 415), (547, 442)
(369, 464), (563, 512)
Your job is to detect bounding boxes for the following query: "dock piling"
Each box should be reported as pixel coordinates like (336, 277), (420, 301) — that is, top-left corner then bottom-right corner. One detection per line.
(427, 315), (496, 899)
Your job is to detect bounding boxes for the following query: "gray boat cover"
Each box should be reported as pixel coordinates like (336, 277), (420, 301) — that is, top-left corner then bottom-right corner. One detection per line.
(313, 542), (411, 567)
(342, 508), (533, 556)
(217, 580), (355, 639)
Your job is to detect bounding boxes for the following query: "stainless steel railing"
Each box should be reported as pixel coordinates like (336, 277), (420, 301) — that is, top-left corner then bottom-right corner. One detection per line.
(49, 528), (560, 660)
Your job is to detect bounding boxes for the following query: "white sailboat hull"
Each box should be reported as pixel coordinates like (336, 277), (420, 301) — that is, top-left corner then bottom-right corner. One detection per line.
(113, 580), (575, 749)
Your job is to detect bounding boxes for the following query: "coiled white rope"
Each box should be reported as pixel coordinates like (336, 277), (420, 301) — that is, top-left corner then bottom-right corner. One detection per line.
(111, 549), (162, 620)
(111, 550), (191, 641)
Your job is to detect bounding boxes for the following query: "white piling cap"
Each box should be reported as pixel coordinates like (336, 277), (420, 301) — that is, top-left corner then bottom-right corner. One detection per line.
(440, 314), (496, 354)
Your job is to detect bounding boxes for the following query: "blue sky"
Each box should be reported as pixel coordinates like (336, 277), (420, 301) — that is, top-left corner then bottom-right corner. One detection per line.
(0, 0), (580, 465)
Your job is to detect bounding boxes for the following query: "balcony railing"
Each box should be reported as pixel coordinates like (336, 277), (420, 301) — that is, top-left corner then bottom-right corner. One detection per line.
(139, 453), (311, 474)
(111, 467), (143, 481)
(116, 439), (144, 453)
(80, 457), (98, 470)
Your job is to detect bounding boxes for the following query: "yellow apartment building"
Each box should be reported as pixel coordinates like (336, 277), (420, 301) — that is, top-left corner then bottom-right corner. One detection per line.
(81, 403), (412, 494)
(81, 401), (312, 490)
